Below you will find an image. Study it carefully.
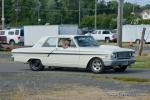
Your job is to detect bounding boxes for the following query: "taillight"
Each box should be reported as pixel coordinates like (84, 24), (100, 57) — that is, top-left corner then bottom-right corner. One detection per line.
(18, 36), (21, 39)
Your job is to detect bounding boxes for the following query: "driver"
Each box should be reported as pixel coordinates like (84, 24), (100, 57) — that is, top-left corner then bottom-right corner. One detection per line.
(63, 39), (71, 48)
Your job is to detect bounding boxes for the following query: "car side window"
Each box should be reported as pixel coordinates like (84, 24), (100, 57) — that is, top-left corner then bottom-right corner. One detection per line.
(42, 37), (57, 47)
(8, 31), (14, 35)
(98, 31), (101, 34)
(102, 31), (110, 34)
(0, 31), (5, 35)
(92, 31), (96, 34)
(20, 30), (24, 36)
(58, 38), (76, 48)
(15, 30), (19, 35)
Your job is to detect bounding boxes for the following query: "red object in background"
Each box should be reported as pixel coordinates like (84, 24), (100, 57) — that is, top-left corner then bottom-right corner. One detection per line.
(18, 36), (21, 40)
(0, 36), (7, 43)
(0, 44), (24, 51)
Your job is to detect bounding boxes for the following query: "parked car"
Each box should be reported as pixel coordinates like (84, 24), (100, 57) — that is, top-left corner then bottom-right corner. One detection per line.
(11, 35), (135, 73)
(87, 30), (117, 43)
(0, 28), (24, 46)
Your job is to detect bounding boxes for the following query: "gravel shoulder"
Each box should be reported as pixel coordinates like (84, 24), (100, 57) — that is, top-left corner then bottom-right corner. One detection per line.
(0, 72), (150, 100)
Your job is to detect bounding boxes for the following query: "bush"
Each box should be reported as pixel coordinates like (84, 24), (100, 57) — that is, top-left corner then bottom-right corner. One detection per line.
(80, 14), (117, 29)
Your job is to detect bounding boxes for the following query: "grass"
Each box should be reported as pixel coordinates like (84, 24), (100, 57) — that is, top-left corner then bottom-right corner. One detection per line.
(0, 51), (12, 62)
(131, 52), (150, 69)
(0, 58), (13, 62)
(112, 77), (150, 83)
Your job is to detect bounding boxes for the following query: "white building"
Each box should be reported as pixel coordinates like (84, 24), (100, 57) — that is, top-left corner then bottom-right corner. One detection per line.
(141, 9), (150, 20)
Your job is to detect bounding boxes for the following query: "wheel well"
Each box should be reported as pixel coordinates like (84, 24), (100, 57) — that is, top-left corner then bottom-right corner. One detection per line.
(135, 39), (146, 43)
(135, 39), (140, 42)
(105, 37), (110, 40)
(9, 39), (15, 43)
(28, 59), (41, 63)
(86, 57), (103, 69)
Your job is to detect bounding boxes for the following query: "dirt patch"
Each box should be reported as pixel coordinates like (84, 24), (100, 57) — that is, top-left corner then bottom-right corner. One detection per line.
(1, 85), (149, 100)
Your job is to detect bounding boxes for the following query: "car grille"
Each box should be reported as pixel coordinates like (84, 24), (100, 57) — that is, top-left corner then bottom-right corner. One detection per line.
(116, 52), (131, 59)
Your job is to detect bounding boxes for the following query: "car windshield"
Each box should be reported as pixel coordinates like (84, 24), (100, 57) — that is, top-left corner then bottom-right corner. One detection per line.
(75, 36), (99, 47)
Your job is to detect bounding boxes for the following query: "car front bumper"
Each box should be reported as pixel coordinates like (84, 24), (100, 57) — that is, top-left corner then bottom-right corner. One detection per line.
(103, 59), (136, 67)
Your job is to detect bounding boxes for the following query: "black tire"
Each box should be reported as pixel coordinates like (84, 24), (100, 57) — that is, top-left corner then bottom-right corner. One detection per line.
(9, 40), (15, 46)
(114, 66), (127, 72)
(105, 38), (110, 43)
(29, 59), (44, 71)
(135, 39), (140, 44)
(89, 58), (104, 73)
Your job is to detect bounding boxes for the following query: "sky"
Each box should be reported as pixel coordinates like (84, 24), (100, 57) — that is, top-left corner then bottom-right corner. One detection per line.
(105, 0), (150, 6)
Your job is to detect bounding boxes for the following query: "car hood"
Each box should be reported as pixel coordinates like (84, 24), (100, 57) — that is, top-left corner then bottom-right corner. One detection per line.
(79, 45), (134, 54)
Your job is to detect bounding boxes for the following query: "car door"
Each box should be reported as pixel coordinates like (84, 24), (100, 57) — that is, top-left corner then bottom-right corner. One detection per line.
(49, 38), (80, 67)
(92, 30), (101, 40)
(102, 30), (110, 40)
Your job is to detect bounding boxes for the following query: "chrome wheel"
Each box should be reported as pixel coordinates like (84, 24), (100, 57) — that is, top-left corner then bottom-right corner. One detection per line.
(9, 40), (15, 46)
(90, 58), (104, 73)
(29, 59), (44, 71)
(105, 38), (110, 43)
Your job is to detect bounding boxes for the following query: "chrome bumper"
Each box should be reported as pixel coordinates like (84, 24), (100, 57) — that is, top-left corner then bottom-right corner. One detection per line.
(103, 59), (136, 67)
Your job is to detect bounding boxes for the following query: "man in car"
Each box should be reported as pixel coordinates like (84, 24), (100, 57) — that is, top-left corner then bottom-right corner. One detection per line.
(63, 39), (71, 48)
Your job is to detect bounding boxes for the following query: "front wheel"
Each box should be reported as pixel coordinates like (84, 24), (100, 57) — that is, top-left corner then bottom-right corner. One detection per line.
(113, 66), (127, 72)
(89, 58), (104, 73)
(29, 59), (44, 71)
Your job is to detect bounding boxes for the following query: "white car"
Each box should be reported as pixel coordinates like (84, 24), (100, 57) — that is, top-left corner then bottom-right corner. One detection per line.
(0, 28), (24, 45)
(87, 30), (117, 42)
(11, 35), (135, 73)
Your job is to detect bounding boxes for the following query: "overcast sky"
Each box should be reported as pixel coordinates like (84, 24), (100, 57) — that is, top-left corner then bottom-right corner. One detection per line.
(105, 0), (150, 6)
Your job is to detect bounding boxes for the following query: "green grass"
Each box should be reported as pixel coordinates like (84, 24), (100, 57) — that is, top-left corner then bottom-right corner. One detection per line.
(112, 77), (150, 82)
(0, 58), (12, 62)
(0, 51), (12, 62)
(131, 54), (150, 68)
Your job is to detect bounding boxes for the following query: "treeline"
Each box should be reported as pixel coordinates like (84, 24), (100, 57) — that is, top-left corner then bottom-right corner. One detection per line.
(0, 0), (150, 29)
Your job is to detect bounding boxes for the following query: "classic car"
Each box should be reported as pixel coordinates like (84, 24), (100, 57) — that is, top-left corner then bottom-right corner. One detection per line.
(11, 35), (136, 73)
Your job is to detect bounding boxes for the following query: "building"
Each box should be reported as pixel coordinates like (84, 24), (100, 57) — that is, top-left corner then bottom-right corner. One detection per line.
(141, 9), (150, 20)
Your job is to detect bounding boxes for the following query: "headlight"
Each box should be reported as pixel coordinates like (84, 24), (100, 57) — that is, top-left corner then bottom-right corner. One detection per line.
(131, 52), (136, 57)
(111, 53), (117, 59)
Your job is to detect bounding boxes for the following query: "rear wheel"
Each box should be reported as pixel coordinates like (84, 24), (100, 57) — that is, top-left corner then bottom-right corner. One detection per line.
(105, 38), (110, 43)
(89, 58), (104, 73)
(113, 66), (127, 72)
(9, 40), (15, 46)
(135, 39), (140, 44)
(29, 59), (44, 71)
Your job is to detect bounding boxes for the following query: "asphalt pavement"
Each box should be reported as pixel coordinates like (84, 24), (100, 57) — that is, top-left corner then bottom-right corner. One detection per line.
(0, 62), (150, 79)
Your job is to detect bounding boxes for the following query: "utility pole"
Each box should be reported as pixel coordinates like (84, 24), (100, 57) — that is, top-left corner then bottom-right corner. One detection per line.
(94, 0), (97, 30)
(79, 0), (81, 27)
(117, 0), (124, 47)
(138, 28), (146, 56)
(37, 0), (41, 24)
(1, 0), (5, 29)
(15, 0), (19, 27)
